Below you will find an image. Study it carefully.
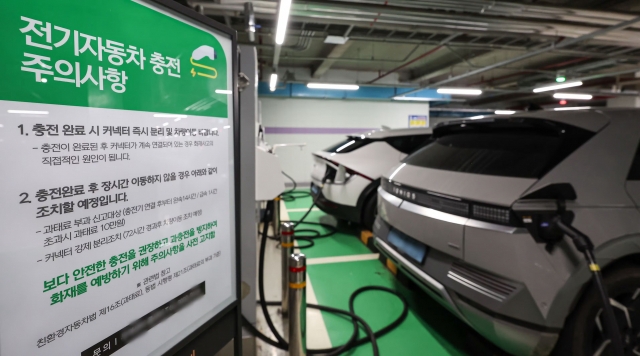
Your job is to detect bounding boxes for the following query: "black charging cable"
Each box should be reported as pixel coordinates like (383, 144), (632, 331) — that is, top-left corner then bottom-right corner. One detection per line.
(553, 217), (625, 356)
(247, 199), (409, 355)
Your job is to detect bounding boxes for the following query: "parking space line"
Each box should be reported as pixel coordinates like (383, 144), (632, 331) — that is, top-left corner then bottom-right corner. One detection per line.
(307, 253), (380, 265)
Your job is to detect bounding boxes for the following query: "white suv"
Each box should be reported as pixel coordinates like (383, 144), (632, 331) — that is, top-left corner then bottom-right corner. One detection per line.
(310, 128), (432, 229)
(375, 110), (640, 355)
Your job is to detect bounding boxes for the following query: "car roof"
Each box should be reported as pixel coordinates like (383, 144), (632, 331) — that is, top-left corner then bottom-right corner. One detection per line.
(356, 127), (433, 139)
(435, 108), (640, 132)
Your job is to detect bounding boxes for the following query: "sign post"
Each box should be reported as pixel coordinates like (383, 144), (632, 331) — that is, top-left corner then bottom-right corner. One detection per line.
(0, 1), (241, 355)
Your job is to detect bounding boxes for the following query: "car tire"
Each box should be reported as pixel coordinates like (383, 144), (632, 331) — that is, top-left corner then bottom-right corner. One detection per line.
(361, 194), (377, 231)
(553, 263), (640, 356)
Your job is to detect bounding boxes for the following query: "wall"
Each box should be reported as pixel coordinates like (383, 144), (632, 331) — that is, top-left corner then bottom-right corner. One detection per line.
(260, 97), (430, 184)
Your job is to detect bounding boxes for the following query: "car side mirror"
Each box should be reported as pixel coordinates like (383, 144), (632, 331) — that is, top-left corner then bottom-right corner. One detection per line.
(512, 183), (577, 250)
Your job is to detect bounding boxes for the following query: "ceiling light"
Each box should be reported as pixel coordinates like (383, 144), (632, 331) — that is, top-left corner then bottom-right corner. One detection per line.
(533, 81), (582, 93)
(437, 88), (482, 95)
(7, 110), (49, 115)
(215, 89), (232, 95)
(555, 76), (566, 83)
(307, 83), (359, 90)
(154, 113), (187, 118)
(270, 73), (278, 92)
(468, 115), (484, 120)
(275, 0), (292, 45)
(553, 93), (593, 100)
(495, 110), (516, 115)
(553, 106), (591, 111)
(324, 36), (349, 45)
(392, 96), (434, 101)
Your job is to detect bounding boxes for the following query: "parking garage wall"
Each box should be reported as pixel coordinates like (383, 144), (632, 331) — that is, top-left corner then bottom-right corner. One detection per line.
(260, 97), (431, 184)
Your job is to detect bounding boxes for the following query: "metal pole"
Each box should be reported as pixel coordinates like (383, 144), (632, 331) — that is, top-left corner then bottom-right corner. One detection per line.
(281, 222), (295, 316)
(273, 197), (281, 239)
(288, 253), (307, 356)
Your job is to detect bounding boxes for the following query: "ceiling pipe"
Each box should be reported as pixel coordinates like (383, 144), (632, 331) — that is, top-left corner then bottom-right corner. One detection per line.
(188, 1), (640, 45)
(398, 15), (640, 97)
(367, 33), (460, 84)
(469, 57), (592, 86)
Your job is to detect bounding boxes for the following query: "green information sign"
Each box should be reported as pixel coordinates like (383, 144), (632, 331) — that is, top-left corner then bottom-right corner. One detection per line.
(0, 1), (238, 355)
(0, 0), (229, 117)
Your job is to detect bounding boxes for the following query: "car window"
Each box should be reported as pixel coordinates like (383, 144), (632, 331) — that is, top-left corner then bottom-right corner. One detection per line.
(385, 135), (433, 154)
(404, 124), (593, 179)
(628, 141), (640, 180)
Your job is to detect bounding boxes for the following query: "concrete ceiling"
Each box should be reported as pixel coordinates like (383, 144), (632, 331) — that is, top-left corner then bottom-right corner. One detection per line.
(182, 0), (640, 108)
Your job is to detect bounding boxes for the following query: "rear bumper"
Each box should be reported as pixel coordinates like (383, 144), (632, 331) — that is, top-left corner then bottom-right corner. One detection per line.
(310, 182), (361, 223)
(374, 234), (559, 356)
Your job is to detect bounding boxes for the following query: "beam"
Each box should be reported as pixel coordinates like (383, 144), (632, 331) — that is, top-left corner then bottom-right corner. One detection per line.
(399, 15), (640, 96)
(312, 41), (354, 78)
(312, 25), (354, 78)
(409, 49), (494, 83)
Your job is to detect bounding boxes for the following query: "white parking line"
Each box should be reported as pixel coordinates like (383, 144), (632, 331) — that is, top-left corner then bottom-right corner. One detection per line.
(307, 253), (380, 265)
(286, 207), (320, 213)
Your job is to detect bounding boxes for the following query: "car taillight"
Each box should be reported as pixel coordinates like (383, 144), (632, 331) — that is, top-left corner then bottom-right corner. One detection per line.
(472, 205), (511, 225)
(344, 167), (373, 181)
(324, 158), (373, 181)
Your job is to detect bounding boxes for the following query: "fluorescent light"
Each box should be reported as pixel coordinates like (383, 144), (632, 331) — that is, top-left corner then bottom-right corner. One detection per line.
(495, 110), (516, 115)
(533, 81), (582, 93)
(269, 73), (278, 92)
(154, 113), (187, 118)
(468, 115), (484, 120)
(307, 83), (359, 90)
(7, 110), (48, 115)
(553, 93), (593, 100)
(556, 76), (566, 83)
(324, 36), (349, 45)
(275, 0), (292, 45)
(335, 140), (355, 152)
(215, 89), (232, 95)
(393, 96), (434, 101)
(553, 106), (591, 111)
(437, 88), (482, 95)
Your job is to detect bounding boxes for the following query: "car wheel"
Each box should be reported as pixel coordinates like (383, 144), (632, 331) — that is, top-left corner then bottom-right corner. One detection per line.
(361, 194), (377, 231)
(553, 264), (640, 356)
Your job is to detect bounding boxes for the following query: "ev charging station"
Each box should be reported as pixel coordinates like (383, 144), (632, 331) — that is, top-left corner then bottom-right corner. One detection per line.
(0, 1), (243, 355)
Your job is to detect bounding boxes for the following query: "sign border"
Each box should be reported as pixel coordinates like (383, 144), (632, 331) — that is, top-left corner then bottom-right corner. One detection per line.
(141, 1), (242, 355)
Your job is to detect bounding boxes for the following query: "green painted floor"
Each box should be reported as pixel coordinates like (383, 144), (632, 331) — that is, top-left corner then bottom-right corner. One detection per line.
(284, 190), (509, 356)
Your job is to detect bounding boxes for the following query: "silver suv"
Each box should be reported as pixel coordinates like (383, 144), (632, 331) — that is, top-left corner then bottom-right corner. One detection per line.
(374, 109), (640, 356)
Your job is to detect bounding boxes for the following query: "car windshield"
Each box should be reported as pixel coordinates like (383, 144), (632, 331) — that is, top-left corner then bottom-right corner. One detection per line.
(403, 121), (594, 179)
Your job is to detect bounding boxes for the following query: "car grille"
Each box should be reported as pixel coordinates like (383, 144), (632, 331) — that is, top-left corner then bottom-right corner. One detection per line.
(381, 179), (518, 226)
(447, 262), (517, 302)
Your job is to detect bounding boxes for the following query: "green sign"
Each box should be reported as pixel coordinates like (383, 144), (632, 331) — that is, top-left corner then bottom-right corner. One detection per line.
(0, 0), (229, 117)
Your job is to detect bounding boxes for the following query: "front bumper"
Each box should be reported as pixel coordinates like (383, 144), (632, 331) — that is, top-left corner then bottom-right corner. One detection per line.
(310, 182), (361, 223)
(373, 216), (559, 356)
